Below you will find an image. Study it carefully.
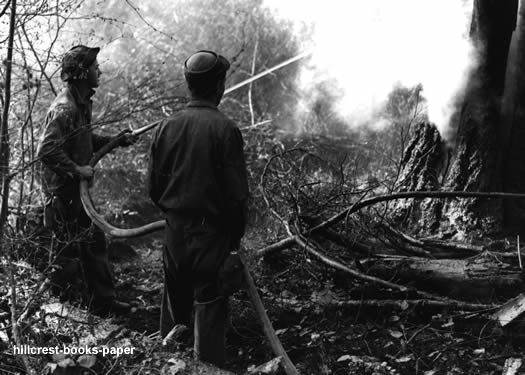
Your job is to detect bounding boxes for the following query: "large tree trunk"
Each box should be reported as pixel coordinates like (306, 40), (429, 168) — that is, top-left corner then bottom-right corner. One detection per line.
(396, 1), (519, 237)
(441, 0), (518, 236)
(502, 0), (525, 233)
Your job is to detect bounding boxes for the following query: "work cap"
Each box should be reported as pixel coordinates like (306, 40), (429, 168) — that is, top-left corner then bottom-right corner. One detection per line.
(60, 45), (100, 82)
(184, 50), (230, 87)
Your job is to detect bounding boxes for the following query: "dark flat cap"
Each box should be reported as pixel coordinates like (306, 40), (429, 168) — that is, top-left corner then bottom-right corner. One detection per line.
(184, 50), (230, 87)
(61, 45), (100, 82)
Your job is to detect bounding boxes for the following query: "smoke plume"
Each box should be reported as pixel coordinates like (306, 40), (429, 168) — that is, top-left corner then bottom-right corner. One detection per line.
(264, 0), (475, 139)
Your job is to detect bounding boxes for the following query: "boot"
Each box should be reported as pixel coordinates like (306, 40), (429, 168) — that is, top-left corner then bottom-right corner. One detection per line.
(194, 297), (228, 366)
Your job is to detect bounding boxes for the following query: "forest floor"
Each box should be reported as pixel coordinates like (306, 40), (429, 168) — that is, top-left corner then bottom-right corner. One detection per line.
(3, 163), (525, 374)
(3, 227), (525, 374)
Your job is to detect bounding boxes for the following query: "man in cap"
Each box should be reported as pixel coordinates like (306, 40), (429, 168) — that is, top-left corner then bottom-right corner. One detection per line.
(149, 50), (249, 366)
(37, 45), (135, 315)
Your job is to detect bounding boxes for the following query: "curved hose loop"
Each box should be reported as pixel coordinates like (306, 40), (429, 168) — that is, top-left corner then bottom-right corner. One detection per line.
(79, 130), (165, 238)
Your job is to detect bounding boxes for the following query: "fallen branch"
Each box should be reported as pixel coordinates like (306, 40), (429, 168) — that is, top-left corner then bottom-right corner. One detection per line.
(379, 224), (432, 257)
(422, 238), (483, 254)
(256, 236), (298, 257)
(491, 294), (525, 327)
(277, 297), (494, 311)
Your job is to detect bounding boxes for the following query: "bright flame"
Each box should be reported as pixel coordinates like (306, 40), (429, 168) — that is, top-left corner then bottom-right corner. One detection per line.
(264, 0), (474, 138)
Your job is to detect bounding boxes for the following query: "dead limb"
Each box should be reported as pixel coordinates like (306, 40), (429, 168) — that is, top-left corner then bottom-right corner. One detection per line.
(239, 252), (299, 375)
(380, 223), (484, 257)
(379, 224), (432, 257)
(257, 236), (298, 257)
(422, 238), (483, 254)
(278, 297), (494, 311)
(491, 294), (525, 327)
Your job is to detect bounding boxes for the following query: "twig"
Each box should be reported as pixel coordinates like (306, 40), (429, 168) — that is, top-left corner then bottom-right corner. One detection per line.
(0, 0), (10, 18)
(248, 32), (259, 127)
(518, 235), (522, 270)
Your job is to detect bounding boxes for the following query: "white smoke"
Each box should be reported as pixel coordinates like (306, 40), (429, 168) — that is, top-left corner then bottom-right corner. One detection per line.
(264, 0), (475, 138)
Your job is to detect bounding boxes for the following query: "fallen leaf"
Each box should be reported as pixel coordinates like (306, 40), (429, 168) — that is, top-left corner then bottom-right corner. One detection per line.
(389, 330), (403, 339)
(395, 355), (414, 363)
(275, 328), (288, 336)
(52, 353), (67, 362)
(166, 358), (186, 374)
(57, 358), (75, 368)
(248, 357), (283, 374)
(77, 355), (96, 368)
(473, 348), (485, 355)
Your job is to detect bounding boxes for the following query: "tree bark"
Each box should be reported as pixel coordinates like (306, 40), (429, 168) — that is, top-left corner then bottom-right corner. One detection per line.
(441, 0), (518, 235)
(396, 1), (520, 236)
(502, 0), (525, 233)
(0, 0), (17, 252)
(394, 122), (446, 230)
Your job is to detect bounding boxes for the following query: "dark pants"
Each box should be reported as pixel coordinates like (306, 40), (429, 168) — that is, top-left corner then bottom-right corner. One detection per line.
(44, 191), (115, 301)
(161, 214), (231, 366)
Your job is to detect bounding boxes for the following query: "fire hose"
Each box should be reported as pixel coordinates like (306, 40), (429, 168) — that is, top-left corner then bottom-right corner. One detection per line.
(80, 50), (313, 237)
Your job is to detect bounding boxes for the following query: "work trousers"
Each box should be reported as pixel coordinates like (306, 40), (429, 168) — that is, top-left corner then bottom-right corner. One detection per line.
(44, 190), (115, 301)
(161, 214), (231, 366)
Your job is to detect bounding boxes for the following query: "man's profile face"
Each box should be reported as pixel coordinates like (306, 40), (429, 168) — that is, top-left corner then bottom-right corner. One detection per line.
(87, 58), (101, 88)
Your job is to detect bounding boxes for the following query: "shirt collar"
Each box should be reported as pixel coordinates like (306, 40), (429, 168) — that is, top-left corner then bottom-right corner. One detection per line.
(67, 83), (95, 107)
(186, 99), (218, 109)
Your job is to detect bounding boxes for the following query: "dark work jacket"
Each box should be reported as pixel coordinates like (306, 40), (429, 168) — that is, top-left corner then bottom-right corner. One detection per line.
(148, 99), (249, 240)
(37, 84), (111, 197)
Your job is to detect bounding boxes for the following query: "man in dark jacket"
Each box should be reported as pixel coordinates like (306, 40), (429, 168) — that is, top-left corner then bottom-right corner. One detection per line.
(37, 45), (135, 315)
(149, 50), (249, 366)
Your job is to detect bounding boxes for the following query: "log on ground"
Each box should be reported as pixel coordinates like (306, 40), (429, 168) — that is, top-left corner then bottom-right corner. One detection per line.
(366, 252), (524, 301)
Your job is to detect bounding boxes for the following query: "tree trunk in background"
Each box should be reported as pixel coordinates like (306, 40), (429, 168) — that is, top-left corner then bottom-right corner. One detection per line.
(394, 123), (445, 231)
(0, 0), (17, 253)
(501, 0), (525, 234)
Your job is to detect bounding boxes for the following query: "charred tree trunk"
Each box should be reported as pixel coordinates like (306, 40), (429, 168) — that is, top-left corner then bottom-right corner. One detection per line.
(441, 0), (518, 235)
(394, 122), (446, 230)
(397, 0), (519, 237)
(502, 0), (525, 233)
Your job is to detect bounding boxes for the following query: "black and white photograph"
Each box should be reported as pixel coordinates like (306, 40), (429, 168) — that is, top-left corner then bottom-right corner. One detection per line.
(0, 0), (524, 374)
